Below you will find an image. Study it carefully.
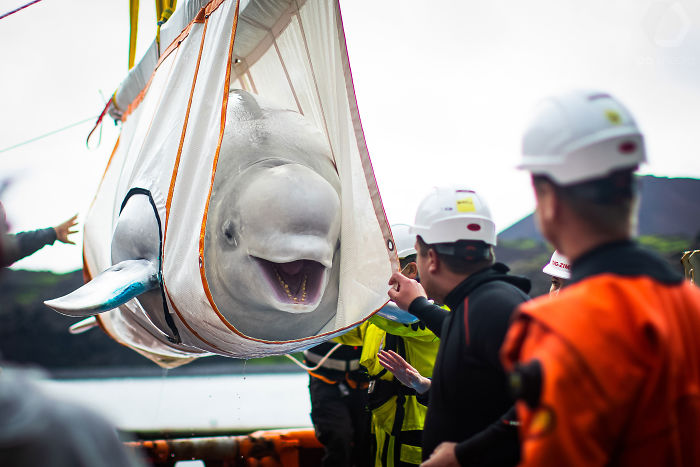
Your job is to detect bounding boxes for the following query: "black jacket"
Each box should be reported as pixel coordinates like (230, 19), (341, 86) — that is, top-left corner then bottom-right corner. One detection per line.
(408, 263), (530, 465)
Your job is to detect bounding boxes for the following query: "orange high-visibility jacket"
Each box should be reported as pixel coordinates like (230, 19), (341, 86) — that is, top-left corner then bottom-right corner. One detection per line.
(502, 241), (700, 466)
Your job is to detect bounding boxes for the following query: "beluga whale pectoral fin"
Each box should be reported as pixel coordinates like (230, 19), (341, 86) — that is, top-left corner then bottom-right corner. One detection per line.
(69, 316), (99, 334)
(44, 259), (160, 317)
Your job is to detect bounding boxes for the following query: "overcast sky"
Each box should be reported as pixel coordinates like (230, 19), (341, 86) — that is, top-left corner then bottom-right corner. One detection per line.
(1, 0), (699, 273)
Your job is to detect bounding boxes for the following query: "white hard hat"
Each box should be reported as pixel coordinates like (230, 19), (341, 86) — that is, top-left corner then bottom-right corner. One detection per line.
(543, 250), (571, 280)
(410, 187), (497, 245)
(391, 224), (417, 258)
(519, 89), (646, 185)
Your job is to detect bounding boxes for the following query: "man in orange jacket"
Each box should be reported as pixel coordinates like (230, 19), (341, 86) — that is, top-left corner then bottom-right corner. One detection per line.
(502, 89), (700, 466)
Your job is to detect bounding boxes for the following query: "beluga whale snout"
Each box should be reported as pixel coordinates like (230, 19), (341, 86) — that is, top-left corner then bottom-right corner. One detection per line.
(230, 163), (340, 314)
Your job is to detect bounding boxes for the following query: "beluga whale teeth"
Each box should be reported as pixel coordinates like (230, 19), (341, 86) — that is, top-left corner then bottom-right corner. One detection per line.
(254, 258), (327, 311)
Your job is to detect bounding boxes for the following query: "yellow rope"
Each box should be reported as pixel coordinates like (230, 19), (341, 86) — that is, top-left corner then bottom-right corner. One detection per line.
(128, 0), (139, 69)
(155, 0), (177, 50)
(130, 0), (177, 68)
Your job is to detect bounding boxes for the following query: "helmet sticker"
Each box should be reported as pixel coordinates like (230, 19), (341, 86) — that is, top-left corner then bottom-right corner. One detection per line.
(456, 197), (476, 213)
(605, 109), (622, 125)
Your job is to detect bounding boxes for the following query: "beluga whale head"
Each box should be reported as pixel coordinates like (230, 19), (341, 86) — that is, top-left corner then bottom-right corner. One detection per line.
(225, 163), (340, 313)
(203, 90), (342, 341)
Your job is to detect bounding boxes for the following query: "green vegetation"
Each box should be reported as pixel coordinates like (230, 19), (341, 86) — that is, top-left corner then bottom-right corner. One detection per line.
(14, 289), (40, 306)
(499, 239), (540, 250)
(496, 234), (692, 298)
(638, 235), (691, 255)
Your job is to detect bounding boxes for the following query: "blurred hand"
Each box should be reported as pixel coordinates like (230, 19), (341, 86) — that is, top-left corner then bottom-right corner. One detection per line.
(421, 442), (459, 466)
(388, 272), (426, 310)
(53, 214), (79, 245)
(377, 350), (431, 394)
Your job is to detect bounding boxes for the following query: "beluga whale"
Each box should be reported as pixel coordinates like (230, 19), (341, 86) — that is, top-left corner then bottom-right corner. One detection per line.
(203, 90), (342, 339)
(46, 90), (342, 342)
(43, 0), (396, 367)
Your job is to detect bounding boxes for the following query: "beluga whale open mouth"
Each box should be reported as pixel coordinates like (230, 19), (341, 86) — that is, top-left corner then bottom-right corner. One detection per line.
(254, 258), (328, 311)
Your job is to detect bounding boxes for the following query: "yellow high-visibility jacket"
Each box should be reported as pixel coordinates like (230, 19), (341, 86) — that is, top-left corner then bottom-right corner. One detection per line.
(361, 314), (440, 466)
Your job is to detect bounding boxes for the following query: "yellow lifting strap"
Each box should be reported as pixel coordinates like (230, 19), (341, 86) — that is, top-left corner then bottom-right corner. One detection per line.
(128, 0), (177, 70)
(156, 0), (177, 49)
(128, 0), (139, 69)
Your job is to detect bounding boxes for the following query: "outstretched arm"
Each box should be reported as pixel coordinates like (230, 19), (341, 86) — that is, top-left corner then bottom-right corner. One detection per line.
(2, 228), (55, 266)
(377, 350), (431, 394)
(1, 214), (79, 267)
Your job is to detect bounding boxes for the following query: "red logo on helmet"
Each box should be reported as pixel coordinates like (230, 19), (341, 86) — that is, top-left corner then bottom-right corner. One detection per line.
(618, 141), (637, 154)
(467, 223), (481, 231)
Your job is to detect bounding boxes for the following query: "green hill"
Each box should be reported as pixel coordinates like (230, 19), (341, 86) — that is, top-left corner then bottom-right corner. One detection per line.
(496, 175), (700, 297)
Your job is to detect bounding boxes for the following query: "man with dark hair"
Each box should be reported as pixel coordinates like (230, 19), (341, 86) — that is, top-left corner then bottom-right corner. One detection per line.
(387, 187), (530, 466)
(502, 89), (700, 465)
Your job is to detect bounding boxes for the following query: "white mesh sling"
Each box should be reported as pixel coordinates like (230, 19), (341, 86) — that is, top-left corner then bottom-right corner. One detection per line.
(46, 0), (398, 367)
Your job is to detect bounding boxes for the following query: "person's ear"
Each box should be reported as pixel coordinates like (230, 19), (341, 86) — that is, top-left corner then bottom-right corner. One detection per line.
(534, 180), (560, 226)
(402, 262), (418, 279)
(427, 249), (440, 274)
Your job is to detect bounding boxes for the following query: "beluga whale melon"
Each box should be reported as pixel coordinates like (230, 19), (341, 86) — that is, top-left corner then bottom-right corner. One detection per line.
(44, 0), (397, 367)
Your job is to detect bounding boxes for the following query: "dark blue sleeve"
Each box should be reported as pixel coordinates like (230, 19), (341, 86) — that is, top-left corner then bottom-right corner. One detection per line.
(407, 297), (448, 337)
(3, 228), (56, 266)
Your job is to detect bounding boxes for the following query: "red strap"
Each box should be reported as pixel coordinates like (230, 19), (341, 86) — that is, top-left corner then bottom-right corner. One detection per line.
(86, 97), (113, 147)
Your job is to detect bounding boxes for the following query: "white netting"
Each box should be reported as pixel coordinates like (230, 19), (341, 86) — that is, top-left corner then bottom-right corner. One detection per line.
(85, 0), (397, 364)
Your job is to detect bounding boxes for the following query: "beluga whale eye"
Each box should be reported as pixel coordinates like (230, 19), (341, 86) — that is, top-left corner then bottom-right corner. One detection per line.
(221, 219), (237, 247)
